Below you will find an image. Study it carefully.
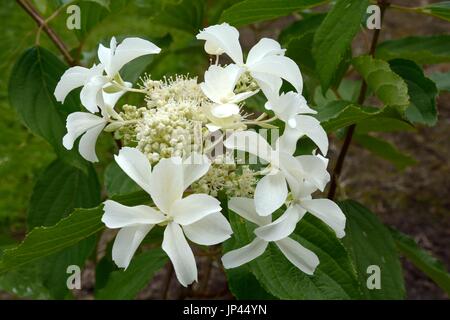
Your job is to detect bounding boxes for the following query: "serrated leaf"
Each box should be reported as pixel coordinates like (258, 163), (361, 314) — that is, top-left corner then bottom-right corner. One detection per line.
(354, 134), (417, 170)
(220, 0), (329, 27)
(0, 207), (104, 273)
(389, 59), (438, 126)
(340, 200), (405, 299)
(419, 1), (450, 22)
(353, 55), (409, 108)
(228, 211), (362, 299)
(429, 71), (450, 92)
(390, 228), (450, 295)
(8, 47), (86, 169)
(313, 0), (368, 91)
(96, 248), (167, 299)
(104, 162), (140, 197)
(376, 35), (450, 65)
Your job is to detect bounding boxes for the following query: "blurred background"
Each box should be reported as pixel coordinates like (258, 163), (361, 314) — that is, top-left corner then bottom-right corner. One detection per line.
(0, 0), (448, 299)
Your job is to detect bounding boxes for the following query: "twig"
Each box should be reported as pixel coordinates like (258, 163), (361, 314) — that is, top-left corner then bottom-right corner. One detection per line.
(16, 0), (75, 65)
(328, 1), (389, 200)
(162, 262), (174, 299)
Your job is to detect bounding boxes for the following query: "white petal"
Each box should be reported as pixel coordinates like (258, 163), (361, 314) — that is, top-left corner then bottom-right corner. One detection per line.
(254, 204), (305, 241)
(162, 222), (197, 287)
(270, 92), (316, 125)
(296, 155), (330, 191)
(285, 115), (328, 156)
(114, 147), (152, 195)
(78, 122), (105, 162)
(109, 37), (161, 76)
(228, 197), (271, 226)
(254, 172), (288, 216)
(101, 82), (130, 108)
(102, 200), (166, 228)
(230, 90), (259, 103)
(171, 194), (221, 225)
(98, 43), (113, 76)
(201, 64), (243, 103)
(148, 157), (184, 214)
(211, 103), (240, 118)
(112, 224), (153, 269)
(182, 153), (211, 190)
(183, 212), (232, 245)
(80, 75), (108, 113)
(252, 72), (282, 102)
(246, 38), (285, 66)
(275, 237), (319, 275)
(299, 199), (346, 238)
(224, 130), (273, 163)
(62, 112), (106, 150)
(249, 55), (303, 93)
(54, 66), (91, 102)
(196, 23), (243, 64)
(221, 237), (268, 269)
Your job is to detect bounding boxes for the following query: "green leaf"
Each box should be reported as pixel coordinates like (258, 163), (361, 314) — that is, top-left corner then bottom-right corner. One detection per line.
(8, 47), (86, 169)
(0, 263), (51, 299)
(389, 59), (438, 126)
(376, 35), (450, 65)
(28, 159), (101, 229)
(390, 228), (450, 295)
(429, 71), (450, 92)
(314, 101), (413, 133)
(152, 0), (205, 34)
(225, 265), (276, 300)
(419, 1), (450, 22)
(104, 162), (140, 197)
(220, 0), (329, 27)
(0, 206), (104, 273)
(228, 211), (362, 299)
(339, 200), (405, 299)
(313, 0), (368, 91)
(96, 248), (167, 299)
(354, 134), (417, 170)
(353, 55), (410, 108)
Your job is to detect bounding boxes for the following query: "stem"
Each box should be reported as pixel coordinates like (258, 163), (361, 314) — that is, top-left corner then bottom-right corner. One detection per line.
(16, 0), (75, 65)
(162, 263), (174, 300)
(327, 1), (389, 200)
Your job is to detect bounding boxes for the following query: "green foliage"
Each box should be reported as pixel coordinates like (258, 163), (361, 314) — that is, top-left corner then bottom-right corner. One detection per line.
(376, 35), (450, 65)
(0, 207), (104, 273)
(419, 1), (450, 22)
(8, 47), (87, 170)
(227, 211), (362, 299)
(353, 55), (410, 108)
(224, 265), (275, 299)
(390, 228), (450, 295)
(104, 162), (141, 197)
(152, 0), (205, 34)
(428, 71), (450, 93)
(96, 248), (167, 299)
(389, 59), (438, 126)
(354, 134), (417, 170)
(313, 0), (368, 91)
(220, 0), (329, 26)
(28, 159), (101, 229)
(339, 201), (405, 299)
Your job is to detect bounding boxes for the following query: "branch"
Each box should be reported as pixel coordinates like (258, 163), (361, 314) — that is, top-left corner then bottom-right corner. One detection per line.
(16, 0), (75, 66)
(327, 1), (389, 200)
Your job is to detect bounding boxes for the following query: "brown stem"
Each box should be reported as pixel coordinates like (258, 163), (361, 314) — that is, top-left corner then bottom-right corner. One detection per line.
(162, 263), (173, 299)
(328, 1), (389, 200)
(16, 0), (75, 65)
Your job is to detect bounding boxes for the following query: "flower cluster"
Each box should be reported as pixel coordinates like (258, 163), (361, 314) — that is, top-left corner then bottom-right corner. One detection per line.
(54, 23), (345, 286)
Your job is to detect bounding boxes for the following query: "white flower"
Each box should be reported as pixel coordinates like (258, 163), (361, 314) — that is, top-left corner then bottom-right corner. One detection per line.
(196, 23), (303, 95)
(200, 64), (257, 131)
(62, 89), (126, 162)
(254, 163), (346, 243)
(264, 87), (317, 129)
(222, 197), (320, 275)
(224, 131), (329, 216)
(54, 37), (160, 113)
(101, 148), (233, 287)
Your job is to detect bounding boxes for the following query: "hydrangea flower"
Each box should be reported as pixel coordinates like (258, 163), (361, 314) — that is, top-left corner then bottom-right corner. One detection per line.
(102, 148), (232, 286)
